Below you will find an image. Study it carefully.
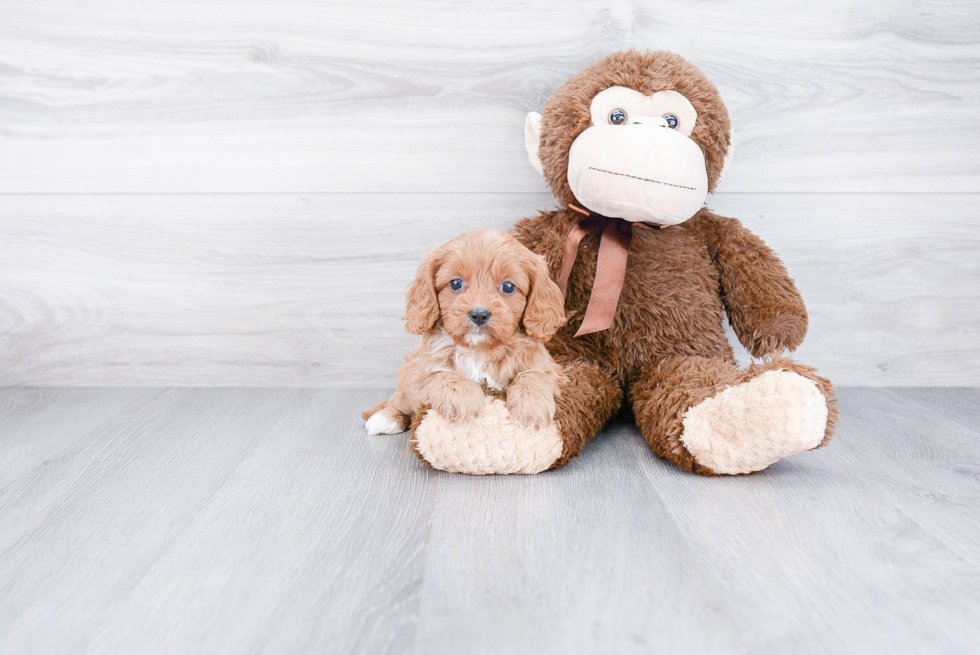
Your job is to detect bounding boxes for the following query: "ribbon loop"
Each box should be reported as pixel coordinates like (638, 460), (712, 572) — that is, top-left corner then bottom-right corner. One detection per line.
(558, 217), (603, 297)
(559, 204), (668, 337)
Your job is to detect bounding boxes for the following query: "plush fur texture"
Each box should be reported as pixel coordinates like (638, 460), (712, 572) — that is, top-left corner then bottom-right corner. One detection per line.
(411, 397), (564, 475)
(362, 230), (567, 437)
(538, 50), (732, 207)
(507, 50), (838, 474)
(680, 370), (828, 474)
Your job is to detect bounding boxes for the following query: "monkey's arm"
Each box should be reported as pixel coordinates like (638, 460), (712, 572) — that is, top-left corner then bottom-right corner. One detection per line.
(512, 210), (570, 278)
(694, 211), (808, 358)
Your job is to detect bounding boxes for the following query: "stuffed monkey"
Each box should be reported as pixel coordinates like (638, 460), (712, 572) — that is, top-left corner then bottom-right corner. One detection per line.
(411, 50), (837, 475)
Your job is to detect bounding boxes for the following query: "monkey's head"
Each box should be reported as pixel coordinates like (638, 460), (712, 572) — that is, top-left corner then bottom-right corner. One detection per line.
(526, 50), (733, 226)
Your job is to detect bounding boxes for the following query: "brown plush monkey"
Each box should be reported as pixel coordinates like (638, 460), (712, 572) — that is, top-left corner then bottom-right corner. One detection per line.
(410, 50), (837, 475)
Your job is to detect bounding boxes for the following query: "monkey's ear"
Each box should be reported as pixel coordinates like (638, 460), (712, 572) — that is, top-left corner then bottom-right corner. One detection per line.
(524, 112), (544, 176)
(403, 249), (442, 335)
(718, 125), (735, 182)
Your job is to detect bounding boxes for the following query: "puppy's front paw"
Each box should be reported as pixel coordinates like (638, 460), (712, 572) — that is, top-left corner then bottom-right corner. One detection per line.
(506, 388), (556, 431)
(432, 383), (485, 423)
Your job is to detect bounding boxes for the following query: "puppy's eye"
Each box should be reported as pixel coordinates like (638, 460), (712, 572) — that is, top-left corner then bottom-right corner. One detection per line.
(449, 278), (464, 291)
(663, 113), (679, 129)
(499, 281), (517, 295)
(608, 108), (628, 125)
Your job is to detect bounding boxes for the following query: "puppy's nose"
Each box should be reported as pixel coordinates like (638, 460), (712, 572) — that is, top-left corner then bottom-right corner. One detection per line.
(468, 308), (491, 326)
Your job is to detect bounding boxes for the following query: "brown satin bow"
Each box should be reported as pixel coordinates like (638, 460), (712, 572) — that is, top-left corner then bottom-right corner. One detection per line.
(558, 204), (669, 337)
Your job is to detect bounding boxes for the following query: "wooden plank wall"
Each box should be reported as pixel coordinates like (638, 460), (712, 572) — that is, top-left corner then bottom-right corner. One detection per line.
(1, 0), (978, 387)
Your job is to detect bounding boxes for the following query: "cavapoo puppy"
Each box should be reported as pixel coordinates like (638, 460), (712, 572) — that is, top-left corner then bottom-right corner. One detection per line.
(363, 230), (567, 435)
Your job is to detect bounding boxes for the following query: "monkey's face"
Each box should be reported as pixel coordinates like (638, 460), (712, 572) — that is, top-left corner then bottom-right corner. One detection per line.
(525, 51), (733, 226)
(566, 86), (708, 225)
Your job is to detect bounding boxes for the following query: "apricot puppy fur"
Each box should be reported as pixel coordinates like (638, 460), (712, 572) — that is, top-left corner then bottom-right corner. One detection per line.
(363, 230), (567, 435)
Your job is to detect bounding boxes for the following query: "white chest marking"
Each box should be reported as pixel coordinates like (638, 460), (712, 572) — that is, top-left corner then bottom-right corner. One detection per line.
(455, 347), (502, 390)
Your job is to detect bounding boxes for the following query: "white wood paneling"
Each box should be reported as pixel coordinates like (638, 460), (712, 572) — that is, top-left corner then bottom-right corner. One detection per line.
(0, 0), (978, 193)
(1, 1), (977, 386)
(1, 192), (976, 387)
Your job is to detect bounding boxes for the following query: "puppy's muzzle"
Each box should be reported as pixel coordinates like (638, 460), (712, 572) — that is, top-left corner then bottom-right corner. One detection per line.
(468, 308), (491, 327)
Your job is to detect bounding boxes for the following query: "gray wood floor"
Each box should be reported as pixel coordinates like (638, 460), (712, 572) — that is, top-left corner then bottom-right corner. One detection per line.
(1, 387), (978, 654)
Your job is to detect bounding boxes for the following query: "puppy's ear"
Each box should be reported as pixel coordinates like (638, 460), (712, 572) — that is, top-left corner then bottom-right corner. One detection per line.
(404, 248), (442, 335)
(522, 252), (566, 340)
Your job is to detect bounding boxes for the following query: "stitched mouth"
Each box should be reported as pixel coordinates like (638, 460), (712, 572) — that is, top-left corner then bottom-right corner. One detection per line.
(588, 167), (696, 192)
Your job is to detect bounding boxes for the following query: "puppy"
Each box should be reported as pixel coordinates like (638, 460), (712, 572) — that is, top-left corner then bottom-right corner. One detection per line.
(362, 230), (567, 435)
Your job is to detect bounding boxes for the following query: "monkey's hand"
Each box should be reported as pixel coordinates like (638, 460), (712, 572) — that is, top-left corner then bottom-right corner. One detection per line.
(745, 311), (808, 359)
(695, 212), (809, 358)
(506, 372), (557, 431)
(424, 372), (486, 424)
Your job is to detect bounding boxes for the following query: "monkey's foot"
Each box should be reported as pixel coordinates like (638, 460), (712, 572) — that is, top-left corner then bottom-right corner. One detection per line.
(411, 398), (562, 475)
(680, 370), (829, 475)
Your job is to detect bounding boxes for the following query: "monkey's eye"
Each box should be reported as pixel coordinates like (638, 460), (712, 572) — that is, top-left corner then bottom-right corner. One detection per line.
(449, 278), (464, 291)
(499, 281), (517, 295)
(663, 113), (679, 129)
(608, 108), (628, 125)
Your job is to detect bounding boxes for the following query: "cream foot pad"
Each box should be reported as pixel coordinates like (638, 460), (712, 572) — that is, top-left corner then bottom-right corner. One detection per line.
(413, 398), (563, 475)
(680, 370), (829, 475)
